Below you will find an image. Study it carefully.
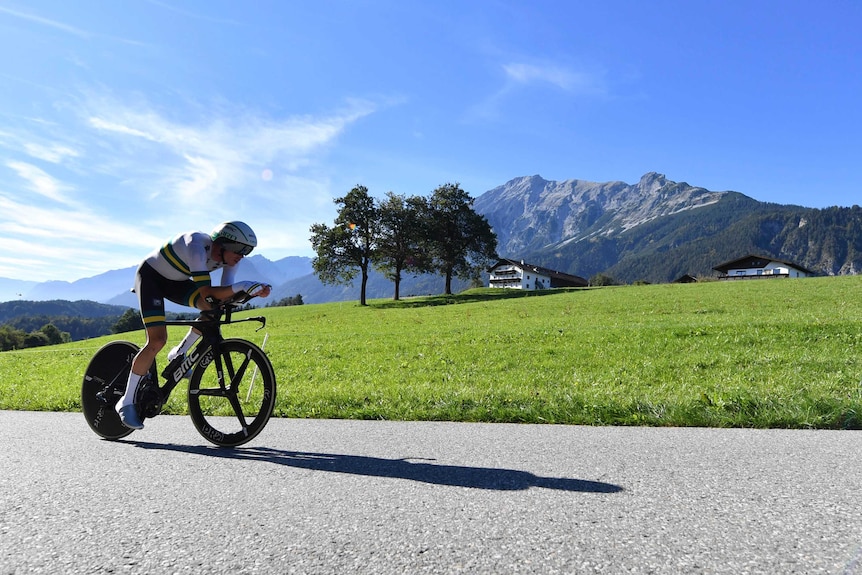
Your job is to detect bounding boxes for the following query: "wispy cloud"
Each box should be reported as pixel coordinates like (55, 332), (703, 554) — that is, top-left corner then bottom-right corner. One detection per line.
(0, 5), (90, 38)
(5, 160), (74, 204)
(0, 193), (165, 279)
(503, 62), (599, 93)
(143, 0), (243, 26)
(88, 117), (157, 141)
(0, 4), (147, 48)
(0, 90), (376, 280)
(23, 142), (80, 163)
(85, 96), (376, 206)
(466, 59), (605, 123)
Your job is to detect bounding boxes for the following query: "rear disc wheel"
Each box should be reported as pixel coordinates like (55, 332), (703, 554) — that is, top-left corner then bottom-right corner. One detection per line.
(81, 341), (156, 440)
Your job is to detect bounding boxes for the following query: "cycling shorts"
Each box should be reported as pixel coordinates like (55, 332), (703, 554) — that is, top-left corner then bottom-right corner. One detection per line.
(134, 262), (204, 328)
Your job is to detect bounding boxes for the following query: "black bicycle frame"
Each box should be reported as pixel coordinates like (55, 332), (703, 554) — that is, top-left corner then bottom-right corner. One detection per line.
(142, 304), (267, 416)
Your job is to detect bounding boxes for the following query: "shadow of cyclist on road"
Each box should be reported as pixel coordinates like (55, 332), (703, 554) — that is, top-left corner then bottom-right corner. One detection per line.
(130, 442), (623, 493)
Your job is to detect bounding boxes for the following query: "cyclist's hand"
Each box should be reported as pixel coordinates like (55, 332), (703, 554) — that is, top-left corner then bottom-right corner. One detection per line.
(251, 283), (272, 298)
(232, 281), (272, 298)
(262, 284), (272, 297)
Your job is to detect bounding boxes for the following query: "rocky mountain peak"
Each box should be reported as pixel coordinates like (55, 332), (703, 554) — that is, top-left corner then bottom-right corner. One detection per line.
(474, 172), (727, 257)
(637, 172), (668, 193)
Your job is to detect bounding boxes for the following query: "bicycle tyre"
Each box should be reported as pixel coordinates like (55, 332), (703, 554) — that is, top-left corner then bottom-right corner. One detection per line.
(187, 338), (276, 447)
(81, 340), (156, 440)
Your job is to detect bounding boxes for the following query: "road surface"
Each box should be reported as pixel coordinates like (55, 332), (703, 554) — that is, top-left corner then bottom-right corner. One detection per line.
(1, 411), (860, 574)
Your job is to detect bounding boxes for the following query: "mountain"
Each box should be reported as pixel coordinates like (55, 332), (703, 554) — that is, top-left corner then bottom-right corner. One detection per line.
(474, 172), (726, 255)
(245, 255), (313, 285)
(26, 268), (138, 304)
(2, 255), (316, 310)
(473, 172), (862, 283)
(4, 171), (861, 308)
(0, 278), (38, 303)
(271, 270), (471, 305)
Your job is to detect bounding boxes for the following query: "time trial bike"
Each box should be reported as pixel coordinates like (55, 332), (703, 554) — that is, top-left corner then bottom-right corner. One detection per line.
(81, 290), (276, 447)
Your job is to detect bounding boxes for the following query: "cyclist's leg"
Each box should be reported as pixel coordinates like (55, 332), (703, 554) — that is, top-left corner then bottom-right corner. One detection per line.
(116, 263), (170, 429)
(166, 284), (210, 372)
(118, 332), (167, 429)
(168, 328), (201, 364)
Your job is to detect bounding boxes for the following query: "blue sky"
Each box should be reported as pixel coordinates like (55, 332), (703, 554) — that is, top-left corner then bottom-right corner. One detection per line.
(1, 0), (860, 282)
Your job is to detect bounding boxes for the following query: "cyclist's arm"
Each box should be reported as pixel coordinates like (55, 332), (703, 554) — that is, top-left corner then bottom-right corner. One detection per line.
(196, 281), (270, 309)
(195, 261), (241, 307)
(197, 285), (237, 307)
(220, 262), (239, 286)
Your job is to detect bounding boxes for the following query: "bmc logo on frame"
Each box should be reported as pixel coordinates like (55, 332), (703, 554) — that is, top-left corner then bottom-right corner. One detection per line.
(173, 349), (200, 381)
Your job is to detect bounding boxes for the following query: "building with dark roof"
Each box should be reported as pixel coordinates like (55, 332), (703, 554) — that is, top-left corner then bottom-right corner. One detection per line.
(713, 254), (815, 280)
(488, 258), (588, 290)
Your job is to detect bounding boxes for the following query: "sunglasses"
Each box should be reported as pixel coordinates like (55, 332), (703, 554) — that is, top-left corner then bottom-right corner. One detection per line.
(222, 242), (254, 256)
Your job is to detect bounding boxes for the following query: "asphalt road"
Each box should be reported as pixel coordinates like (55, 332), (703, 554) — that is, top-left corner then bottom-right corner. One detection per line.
(1, 410), (860, 574)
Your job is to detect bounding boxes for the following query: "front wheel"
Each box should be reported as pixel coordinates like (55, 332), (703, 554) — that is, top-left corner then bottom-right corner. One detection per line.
(187, 338), (277, 447)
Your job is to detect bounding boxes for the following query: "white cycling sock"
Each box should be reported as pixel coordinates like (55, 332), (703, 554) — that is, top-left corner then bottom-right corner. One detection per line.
(119, 372), (143, 409)
(169, 330), (201, 361)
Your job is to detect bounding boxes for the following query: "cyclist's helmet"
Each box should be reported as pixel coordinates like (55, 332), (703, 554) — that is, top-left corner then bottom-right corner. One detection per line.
(211, 221), (257, 256)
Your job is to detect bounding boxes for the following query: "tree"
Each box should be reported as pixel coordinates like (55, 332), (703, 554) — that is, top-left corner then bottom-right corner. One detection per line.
(270, 294), (304, 307)
(22, 331), (50, 348)
(39, 323), (70, 345)
(310, 185), (381, 306)
(112, 308), (144, 334)
(426, 183), (498, 295)
(589, 273), (618, 286)
(374, 192), (432, 300)
(0, 325), (25, 351)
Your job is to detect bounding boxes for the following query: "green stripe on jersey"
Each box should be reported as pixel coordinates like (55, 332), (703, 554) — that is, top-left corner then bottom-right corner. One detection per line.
(160, 243), (190, 275)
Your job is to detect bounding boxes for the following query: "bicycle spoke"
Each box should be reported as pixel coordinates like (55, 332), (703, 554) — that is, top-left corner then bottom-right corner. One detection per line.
(223, 350), (255, 429)
(192, 387), (227, 397)
(186, 339), (276, 447)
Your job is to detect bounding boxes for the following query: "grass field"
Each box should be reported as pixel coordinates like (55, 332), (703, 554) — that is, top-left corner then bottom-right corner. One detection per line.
(2, 276), (861, 428)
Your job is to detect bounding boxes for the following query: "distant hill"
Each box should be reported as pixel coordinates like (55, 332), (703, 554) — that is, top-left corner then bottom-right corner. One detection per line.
(0, 300), (130, 324)
(0, 299), (134, 342)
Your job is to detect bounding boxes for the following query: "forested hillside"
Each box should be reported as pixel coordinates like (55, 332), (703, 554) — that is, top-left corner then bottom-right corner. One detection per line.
(0, 300), (135, 350)
(0, 300), (131, 323)
(599, 204), (862, 283)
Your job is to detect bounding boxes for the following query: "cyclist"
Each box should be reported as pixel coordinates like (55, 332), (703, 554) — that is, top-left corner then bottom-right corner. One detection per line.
(116, 221), (272, 430)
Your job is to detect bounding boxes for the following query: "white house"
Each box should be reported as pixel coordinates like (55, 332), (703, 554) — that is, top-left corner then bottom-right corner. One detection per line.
(488, 258), (588, 290)
(713, 254), (815, 279)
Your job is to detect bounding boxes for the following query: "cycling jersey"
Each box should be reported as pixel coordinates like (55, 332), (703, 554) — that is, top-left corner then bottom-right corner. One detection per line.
(145, 232), (238, 287)
(135, 232), (240, 327)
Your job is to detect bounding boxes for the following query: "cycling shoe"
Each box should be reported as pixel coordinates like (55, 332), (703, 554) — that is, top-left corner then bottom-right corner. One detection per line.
(116, 404), (144, 430)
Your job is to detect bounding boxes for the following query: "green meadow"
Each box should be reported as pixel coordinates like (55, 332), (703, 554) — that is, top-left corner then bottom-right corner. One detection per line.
(2, 276), (861, 428)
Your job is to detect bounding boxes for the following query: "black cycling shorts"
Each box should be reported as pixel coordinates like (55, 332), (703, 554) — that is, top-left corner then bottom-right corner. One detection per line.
(134, 262), (203, 328)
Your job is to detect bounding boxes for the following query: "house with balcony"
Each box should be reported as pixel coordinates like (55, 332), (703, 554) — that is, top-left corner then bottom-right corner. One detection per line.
(713, 254), (815, 280)
(488, 258), (589, 290)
